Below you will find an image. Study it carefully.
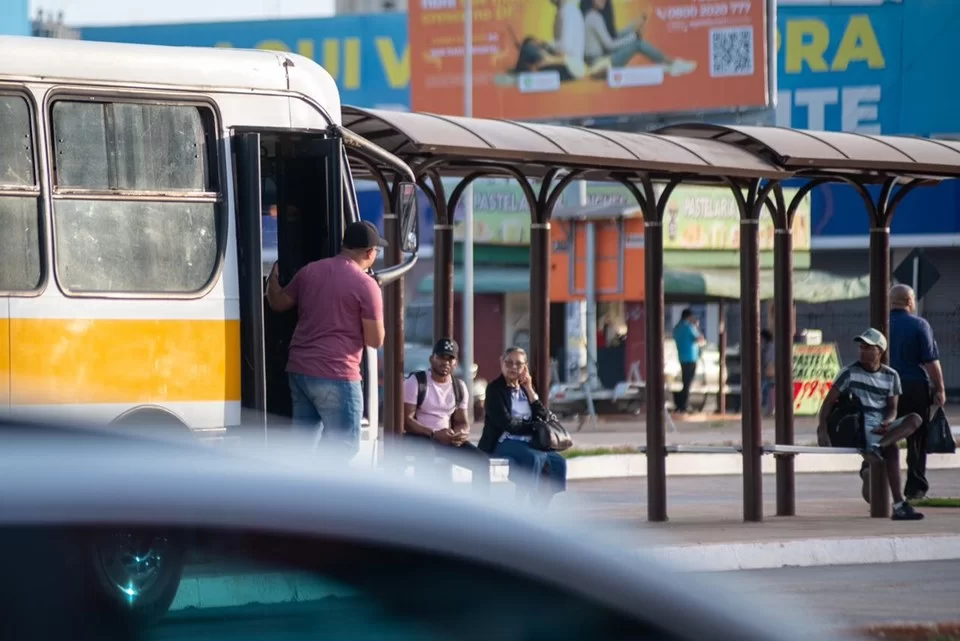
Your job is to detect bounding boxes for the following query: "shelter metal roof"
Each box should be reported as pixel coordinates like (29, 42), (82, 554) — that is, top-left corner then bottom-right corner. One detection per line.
(655, 123), (960, 179)
(342, 107), (787, 183)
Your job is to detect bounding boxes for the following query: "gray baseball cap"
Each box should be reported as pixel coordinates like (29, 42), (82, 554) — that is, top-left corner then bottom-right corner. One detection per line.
(855, 328), (887, 352)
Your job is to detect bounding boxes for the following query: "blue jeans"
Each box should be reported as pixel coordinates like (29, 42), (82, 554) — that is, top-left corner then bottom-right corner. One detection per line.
(495, 437), (567, 497)
(610, 38), (667, 67)
(288, 374), (363, 459)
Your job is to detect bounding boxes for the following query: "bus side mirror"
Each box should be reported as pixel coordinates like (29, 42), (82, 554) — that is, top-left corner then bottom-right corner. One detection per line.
(395, 181), (419, 253)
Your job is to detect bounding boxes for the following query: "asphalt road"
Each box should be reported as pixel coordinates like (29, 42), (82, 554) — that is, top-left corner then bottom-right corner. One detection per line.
(150, 561), (960, 640)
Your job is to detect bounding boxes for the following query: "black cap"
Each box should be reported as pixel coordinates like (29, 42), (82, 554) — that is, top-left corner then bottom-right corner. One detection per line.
(343, 221), (388, 250)
(432, 338), (459, 359)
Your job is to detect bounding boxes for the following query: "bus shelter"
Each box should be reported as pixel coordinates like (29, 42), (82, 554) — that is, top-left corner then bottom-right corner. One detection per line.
(658, 124), (960, 518)
(342, 107), (960, 523)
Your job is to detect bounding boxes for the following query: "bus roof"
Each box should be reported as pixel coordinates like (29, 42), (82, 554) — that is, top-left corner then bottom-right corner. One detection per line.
(0, 36), (341, 116)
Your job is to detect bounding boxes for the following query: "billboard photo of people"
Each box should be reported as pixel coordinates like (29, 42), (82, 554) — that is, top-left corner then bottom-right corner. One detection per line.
(410, 0), (769, 120)
(506, 0), (696, 88)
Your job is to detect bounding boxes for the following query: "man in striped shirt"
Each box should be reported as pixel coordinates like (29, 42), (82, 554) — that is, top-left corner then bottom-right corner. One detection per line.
(817, 328), (924, 521)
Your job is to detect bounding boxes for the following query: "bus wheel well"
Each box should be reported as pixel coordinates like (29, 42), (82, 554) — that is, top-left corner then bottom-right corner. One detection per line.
(110, 407), (190, 433)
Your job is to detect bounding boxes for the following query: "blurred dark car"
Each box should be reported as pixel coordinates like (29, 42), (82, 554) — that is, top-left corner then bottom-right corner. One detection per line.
(0, 416), (856, 641)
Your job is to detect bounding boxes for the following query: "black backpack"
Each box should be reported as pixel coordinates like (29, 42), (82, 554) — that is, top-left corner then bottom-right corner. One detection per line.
(826, 390), (866, 449)
(409, 370), (465, 416)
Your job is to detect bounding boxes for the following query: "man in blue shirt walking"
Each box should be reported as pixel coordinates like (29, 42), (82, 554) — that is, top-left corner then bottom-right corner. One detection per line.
(672, 308), (706, 413)
(888, 284), (946, 500)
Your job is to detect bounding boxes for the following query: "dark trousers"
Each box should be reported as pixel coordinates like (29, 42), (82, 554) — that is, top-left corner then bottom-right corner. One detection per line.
(674, 361), (698, 412)
(901, 380), (933, 498)
(405, 433), (490, 491)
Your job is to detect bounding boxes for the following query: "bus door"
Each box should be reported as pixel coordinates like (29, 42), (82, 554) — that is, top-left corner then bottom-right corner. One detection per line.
(232, 130), (344, 423)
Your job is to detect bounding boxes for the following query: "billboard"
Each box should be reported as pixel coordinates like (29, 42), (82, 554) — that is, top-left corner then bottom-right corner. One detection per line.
(79, 14), (410, 109)
(774, 2), (960, 243)
(408, 0), (771, 119)
(774, 3), (900, 134)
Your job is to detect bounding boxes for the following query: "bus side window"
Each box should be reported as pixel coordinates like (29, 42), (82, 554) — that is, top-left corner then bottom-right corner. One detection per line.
(48, 99), (221, 295)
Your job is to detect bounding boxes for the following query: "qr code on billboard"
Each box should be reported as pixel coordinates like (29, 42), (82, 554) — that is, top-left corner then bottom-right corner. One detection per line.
(709, 27), (754, 77)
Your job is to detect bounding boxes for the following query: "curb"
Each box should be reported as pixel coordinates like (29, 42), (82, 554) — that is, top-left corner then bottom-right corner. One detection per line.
(441, 451), (960, 483)
(563, 451), (960, 480)
(650, 534), (960, 572)
(169, 534), (960, 611)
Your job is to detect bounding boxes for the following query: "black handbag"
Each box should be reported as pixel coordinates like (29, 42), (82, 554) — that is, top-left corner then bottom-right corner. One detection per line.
(529, 412), (573, 452)
(927, 407), (956, 454)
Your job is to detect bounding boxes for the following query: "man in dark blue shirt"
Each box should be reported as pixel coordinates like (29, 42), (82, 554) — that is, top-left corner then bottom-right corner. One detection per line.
(888, 284), (946, 500)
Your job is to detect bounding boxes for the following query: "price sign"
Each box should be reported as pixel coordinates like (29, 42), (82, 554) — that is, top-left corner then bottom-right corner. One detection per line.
(792, 344), (842, 416)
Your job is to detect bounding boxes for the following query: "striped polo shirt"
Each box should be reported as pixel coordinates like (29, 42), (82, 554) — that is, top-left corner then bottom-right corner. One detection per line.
(833, 362), (902, 429)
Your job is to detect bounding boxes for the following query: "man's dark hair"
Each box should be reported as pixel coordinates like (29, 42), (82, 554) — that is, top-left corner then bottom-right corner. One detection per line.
(681, 308), (694, 320)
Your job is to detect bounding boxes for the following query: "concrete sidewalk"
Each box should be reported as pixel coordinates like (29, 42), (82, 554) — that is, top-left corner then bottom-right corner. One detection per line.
(561, 469), (960, 571)
(470, 407), (960, 481)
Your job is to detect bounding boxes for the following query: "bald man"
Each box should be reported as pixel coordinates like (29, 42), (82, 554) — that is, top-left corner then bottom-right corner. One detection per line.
(888, 284), (945, 500)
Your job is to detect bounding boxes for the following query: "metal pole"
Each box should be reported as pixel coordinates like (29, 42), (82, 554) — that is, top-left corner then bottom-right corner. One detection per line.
(869, 225), (891, 517)
(774, 227), (796, 516)
(644, 213), (667, 522)
(585, 219), (598, 389)
(530, 224), (552, 401)
(740, 216), (763, 523)
(462, 0), (474, 409)
(718, 300), (727, 415)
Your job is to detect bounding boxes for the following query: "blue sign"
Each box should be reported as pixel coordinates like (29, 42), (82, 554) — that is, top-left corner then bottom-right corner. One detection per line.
(899, 1), (960, 138)
(0, 0), (29, 36)
(79, 14), (410, 109)
(776, 2), (960, 242)
(775, 3), (901, 135)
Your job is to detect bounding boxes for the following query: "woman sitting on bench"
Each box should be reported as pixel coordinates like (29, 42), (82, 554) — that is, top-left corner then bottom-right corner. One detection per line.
(479, 347), (568, 508)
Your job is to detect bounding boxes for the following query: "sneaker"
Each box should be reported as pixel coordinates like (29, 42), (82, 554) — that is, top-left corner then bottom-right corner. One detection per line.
(668, 59), (697, 76)
(892, 502), (924, 521)
(860, 466), (870, 504)
(905, 491), (927, 502)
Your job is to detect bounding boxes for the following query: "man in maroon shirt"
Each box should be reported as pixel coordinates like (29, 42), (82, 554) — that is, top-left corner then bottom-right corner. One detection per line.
(266, 221), (386, 458)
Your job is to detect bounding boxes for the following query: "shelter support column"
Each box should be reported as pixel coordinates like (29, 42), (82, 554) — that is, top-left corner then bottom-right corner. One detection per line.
(868, 223), (891, 517)
(383, 206), (404, 442)
(619, 175), (677, 523)
(770, 181), (818, 517)
(420, 173), (454, 339)
(530, 222), (551, 401)
(774, 229), (794, 515)
(731, 180), (769, 523)
(854, 177), (921, 518)
(770, 183), (796, 516)
(644, 213), (666, 522)
(740, 219), (762, 523)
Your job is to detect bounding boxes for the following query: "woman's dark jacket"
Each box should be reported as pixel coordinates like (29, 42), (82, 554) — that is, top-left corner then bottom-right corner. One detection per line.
(478, 375), (549, 454)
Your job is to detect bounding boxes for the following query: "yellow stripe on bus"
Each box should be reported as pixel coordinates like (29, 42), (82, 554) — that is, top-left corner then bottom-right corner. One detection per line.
(4, 318), (241, 405)
(0, 317), (8, 405)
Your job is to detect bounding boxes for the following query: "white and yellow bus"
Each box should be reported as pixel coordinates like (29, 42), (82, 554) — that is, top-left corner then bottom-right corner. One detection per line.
(0, 36), (419, 454)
